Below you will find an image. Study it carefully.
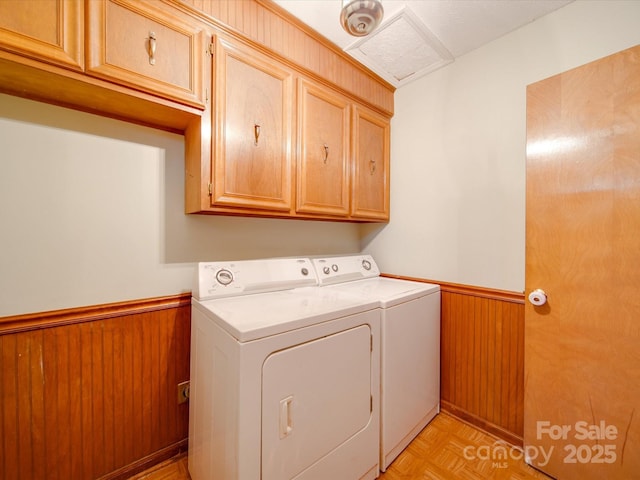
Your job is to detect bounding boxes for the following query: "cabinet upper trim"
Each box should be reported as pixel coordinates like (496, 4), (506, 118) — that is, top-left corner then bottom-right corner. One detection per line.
(165, 0), (394, 118)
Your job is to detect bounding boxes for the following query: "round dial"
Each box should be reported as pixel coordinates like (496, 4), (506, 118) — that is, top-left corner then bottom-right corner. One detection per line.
(215, 268), (234, 286)
(362, 259), (372, 271)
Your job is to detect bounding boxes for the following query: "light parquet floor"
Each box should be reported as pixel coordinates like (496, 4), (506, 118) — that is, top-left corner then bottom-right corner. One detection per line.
(128, 413), (552, 480)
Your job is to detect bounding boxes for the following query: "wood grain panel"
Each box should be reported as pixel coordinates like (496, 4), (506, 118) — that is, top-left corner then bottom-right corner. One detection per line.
(0, 294), (191, 480)
(297, 78), (350, 216)
(440, 288), (525, 446)
(86, 0), (205, 108)
(350, 105), (390, 220)
(524, 45), (640, 479)
(173, 0), (395, 116)
(0, 0), (83, 70)
(211, 35), (294, 212)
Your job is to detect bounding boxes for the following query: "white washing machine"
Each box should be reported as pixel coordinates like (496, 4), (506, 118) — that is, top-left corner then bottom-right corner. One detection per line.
(312, 255), (441, 471)
(188, 258), (381, 480)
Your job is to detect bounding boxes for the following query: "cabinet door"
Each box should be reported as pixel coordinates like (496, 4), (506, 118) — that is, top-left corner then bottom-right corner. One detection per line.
(351, 106), (390, 221)
(211, 37), (293, 212)
(296, 79), (350, 217)
(86, 0), (204, 108)
(0, 0), (82, 70)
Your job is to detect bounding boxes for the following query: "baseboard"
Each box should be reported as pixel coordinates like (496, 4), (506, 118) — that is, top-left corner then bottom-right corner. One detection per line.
(97, 438), (188, 480)
(441, 400), (523, 447)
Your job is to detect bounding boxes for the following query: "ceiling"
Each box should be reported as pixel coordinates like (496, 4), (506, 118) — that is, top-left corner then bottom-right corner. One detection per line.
(273, 0), (573, 88)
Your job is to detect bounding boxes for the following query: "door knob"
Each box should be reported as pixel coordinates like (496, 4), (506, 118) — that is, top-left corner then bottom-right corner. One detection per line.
(528, 289), (547, 306)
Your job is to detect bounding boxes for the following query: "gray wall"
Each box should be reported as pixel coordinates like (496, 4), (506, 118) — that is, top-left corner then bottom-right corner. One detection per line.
(0, 95), (362, 316)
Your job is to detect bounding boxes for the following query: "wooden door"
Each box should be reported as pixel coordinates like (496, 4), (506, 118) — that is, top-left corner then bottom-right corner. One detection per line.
(297, 79), (350, 216)
(524, 45), (640, 479)
(211, 37), (294, 213)
(0, 0), (83, 70)
(351, 106), (390, 221)
(86, 0), (205, 108)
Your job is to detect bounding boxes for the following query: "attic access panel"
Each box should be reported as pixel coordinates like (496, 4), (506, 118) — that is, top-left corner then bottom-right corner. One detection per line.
(345, 6), (453, 87)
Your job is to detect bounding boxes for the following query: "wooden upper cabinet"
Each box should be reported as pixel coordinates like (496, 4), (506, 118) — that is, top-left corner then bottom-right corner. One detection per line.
(297, 79), (350, 217)
(0, 0), (83, 70)
(350, 106), (390, 220)
(185, 34), (392, 222)
(211, 36), (294, 212)
(0, 0), (392, 222)
(86, 0), (205, 108)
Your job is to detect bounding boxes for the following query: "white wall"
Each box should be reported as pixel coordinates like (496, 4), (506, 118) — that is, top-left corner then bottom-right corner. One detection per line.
(2, 1), (638, 315)
(0, 95), (361, 317)
(362, 0), (640, 292)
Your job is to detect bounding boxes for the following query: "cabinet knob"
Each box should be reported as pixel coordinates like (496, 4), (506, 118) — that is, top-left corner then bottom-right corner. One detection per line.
(369, 159), (376, 174)
(148, 31), (156, 66)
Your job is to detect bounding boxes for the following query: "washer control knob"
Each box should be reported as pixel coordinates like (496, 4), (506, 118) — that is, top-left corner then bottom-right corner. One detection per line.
(332, 264), (339, 272)
(301, 267), (309, 276)
(362, 259), (372, 271)
(323, 266), (331, 275)
(215, 268), (234, 286)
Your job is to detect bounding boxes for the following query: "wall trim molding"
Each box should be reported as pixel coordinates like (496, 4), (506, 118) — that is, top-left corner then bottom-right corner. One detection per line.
(381, 273), (525, 304)
(0, 292), (192, 335)
(441, 401), (523, 447)
(97, 439), (188, 480)
(1, 279), (523, 336)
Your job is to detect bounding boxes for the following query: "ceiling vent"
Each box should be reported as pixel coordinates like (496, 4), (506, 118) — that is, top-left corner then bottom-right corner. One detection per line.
(345, 6), (454, 87)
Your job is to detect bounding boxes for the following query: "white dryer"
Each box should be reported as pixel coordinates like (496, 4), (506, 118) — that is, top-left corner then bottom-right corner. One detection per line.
(312, 255), (440, 471)
(188, 258), (381, 480)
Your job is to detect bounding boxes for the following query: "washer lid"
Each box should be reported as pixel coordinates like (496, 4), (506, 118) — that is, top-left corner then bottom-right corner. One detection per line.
(193, 287), (378, 342)
(323, 277), (440, 307)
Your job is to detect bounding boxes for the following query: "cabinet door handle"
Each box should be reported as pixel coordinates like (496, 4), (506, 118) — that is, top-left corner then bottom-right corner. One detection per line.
(323, 144), (329, 163)
(148, 31), (157, 65)
(254, 123), (261, 146)
(369, 159), (376, 174)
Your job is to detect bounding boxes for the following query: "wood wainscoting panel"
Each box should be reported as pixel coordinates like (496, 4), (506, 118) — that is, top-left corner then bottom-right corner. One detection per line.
(440, 286), (525, 446)
(0, 294), (191, 480)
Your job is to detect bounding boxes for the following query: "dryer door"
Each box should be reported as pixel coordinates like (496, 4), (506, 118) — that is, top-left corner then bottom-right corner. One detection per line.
(262, 324), (372, 479)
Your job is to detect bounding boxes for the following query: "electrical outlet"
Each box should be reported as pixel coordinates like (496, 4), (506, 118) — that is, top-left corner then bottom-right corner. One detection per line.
(177, 381), (190, 405)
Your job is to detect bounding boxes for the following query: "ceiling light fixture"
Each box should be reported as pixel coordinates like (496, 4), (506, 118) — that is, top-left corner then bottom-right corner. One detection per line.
(340, 0), (384, 37)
